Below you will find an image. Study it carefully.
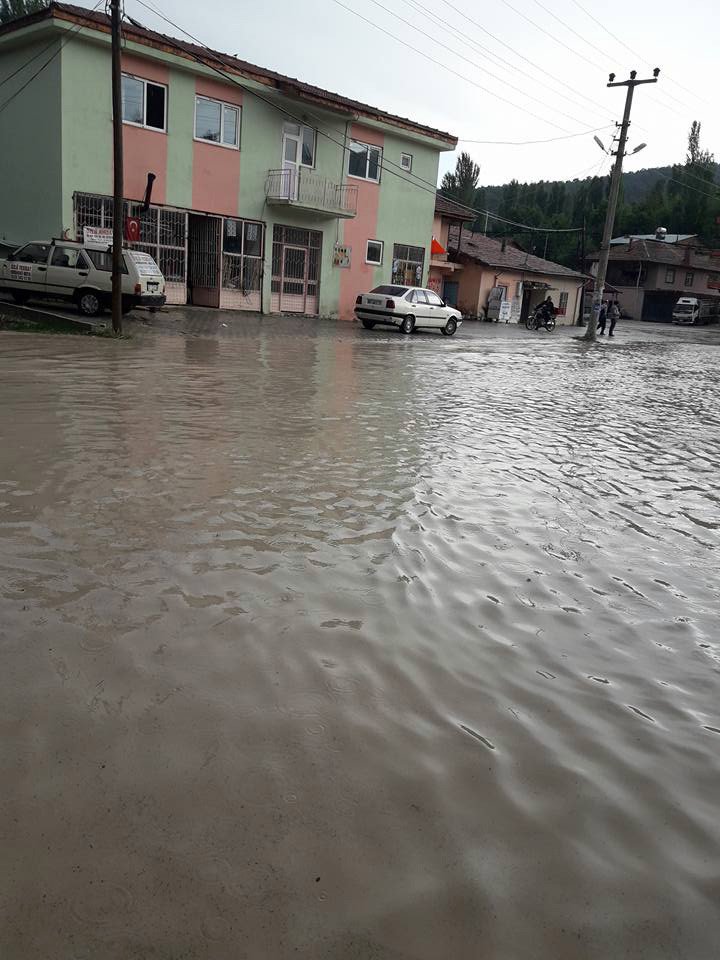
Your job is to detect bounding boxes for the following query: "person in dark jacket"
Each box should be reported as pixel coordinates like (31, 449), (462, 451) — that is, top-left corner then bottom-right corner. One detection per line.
(597, 300), (608, 335)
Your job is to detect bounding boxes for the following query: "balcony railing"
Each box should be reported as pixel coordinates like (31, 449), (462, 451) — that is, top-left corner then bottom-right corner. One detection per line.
(265, 168), (357, 218)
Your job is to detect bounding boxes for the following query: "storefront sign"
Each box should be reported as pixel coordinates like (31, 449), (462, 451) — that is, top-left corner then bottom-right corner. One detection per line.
(498, 300), (512, 322)
(333, 243), (351, 268)
(83, 226), (113, 247)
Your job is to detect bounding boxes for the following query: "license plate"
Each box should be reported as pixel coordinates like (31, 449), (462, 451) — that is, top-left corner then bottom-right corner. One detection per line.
(367, 297), (381, 305)
(147, 281), (158, 291)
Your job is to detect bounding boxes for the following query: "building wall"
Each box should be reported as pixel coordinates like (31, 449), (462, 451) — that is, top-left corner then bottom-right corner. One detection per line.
(6, 20), (445, 317)
(456, 261), (582, 324)
(0, 30), (63, 242)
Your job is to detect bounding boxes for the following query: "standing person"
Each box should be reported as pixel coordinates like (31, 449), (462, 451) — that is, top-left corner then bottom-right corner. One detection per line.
(608, 300), (621, 337)
(597, 300), (608, 335)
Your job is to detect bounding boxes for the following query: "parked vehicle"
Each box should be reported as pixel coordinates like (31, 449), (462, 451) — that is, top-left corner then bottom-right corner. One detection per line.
(0, 239), (166, 316)
(354, 285), (462, 336)
(671, 296), (720, 325)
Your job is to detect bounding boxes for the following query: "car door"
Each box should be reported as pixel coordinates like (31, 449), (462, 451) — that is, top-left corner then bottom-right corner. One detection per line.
(45, 246), (91, 299)
(423, 288), (446, 326)
(3, 243), (52, 295)
(410, 288), (433, 325)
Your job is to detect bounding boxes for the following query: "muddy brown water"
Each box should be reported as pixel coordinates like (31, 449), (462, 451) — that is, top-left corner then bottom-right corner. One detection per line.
(1, 319), (719, 959)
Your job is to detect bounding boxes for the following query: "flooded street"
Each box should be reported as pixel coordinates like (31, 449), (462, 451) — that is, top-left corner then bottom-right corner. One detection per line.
(1, 317), (719, 959)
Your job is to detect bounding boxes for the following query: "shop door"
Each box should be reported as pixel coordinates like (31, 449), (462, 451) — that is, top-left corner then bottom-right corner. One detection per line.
(188, 214), (221, 307)
(443, 280), (459, 307)
(281, 245), (308, 312)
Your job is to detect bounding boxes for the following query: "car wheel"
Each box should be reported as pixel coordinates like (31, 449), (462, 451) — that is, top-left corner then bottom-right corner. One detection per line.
(361, 319), (376, 329)
(400, 315), (415, 335)
(11, 291), (29, 305)
(442, 317), (458, 337)
(78, 290), (103, 317)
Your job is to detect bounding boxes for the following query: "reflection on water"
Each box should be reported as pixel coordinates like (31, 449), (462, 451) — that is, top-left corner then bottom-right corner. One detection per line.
(1, 321), (719, 959)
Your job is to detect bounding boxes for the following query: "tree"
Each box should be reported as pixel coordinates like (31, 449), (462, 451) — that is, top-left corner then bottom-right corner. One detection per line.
(440, 151), (480, 207)
(0, 0), (46, 24)
(686, 121), (714, 167)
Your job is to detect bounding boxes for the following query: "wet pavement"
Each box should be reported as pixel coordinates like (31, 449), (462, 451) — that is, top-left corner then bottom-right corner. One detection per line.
(1, 316), (719, 959)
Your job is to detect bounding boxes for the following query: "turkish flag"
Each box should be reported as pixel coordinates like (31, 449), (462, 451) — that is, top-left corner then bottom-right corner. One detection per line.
(125, 216), (141, 242)
(431, 236), (447, 255)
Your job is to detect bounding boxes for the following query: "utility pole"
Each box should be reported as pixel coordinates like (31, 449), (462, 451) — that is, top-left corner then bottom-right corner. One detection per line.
(110, 0), (123, 336)
(584, 69), (659, 341)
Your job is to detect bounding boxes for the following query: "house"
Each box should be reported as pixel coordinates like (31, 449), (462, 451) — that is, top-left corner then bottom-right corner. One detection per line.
(587, 230), (720, 322)
(0, 3), (457, 318)
(452, 231), (586, 324)
(427, 194), (477, 307)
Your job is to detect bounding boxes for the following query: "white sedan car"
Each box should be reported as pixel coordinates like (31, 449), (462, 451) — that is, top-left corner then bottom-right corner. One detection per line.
(354, 285), (462, 336)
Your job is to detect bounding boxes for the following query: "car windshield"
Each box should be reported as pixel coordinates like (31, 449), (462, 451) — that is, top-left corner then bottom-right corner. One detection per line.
(675, 304), (693, 313)
(370, 285), (408, 296)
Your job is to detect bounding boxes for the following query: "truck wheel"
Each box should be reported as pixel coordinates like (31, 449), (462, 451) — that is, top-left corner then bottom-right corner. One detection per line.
(78, 290), (103, 317)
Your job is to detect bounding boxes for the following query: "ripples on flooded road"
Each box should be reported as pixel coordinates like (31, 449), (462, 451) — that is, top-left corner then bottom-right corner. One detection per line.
(1, 319), (719, 958)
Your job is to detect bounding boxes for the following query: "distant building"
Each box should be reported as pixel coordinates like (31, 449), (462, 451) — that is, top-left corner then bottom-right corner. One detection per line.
(452, 230), (586, 324)
(587, 230), (720, 322)
(427, 194), (478, 307)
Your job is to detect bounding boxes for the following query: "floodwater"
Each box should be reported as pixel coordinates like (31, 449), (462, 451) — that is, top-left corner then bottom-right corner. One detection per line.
(1, 317), (719, 959)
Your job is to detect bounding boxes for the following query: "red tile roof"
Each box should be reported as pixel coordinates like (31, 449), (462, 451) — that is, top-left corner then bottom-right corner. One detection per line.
(587, 238), (720, 272)
(458, 230), (586, 279)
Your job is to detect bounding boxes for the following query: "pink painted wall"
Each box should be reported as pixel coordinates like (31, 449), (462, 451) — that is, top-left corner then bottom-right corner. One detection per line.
(338, 124), (384, 321)
(191, 77), (242, 215)
(120, 54), (168, 203)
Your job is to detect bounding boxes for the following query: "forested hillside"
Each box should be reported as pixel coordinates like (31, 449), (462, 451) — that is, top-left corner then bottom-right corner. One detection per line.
(440, 125), (720, 269)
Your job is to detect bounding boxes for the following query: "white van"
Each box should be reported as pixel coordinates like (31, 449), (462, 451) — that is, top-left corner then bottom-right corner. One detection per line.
(0, 239), (166, 316)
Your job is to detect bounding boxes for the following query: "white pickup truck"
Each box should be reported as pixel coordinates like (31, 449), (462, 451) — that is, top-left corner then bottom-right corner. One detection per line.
(0, 239), (166, 316)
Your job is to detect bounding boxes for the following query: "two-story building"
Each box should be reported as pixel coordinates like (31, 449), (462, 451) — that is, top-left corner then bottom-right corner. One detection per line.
(0, 3), (457, 318)
(587, 231), (720, 322)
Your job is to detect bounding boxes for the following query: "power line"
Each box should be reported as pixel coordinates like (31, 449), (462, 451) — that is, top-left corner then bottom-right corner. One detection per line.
(458, 126), (613, 146)
(567, 0), (713, 112)
(361, 0), (601, 130)
(396, 0), (614, 127)
(0, 1), (105, 116)
(438, 0), (618, 125)
(327, 0), (572, 133)
(133, 0), (584, 235)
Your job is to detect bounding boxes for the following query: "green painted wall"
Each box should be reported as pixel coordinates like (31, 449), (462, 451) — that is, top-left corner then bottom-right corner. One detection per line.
(164, 69), (194, 210)
(0, 32), (63, 243)
(60, 34), (112, 230)
(375, 132), (439, 288)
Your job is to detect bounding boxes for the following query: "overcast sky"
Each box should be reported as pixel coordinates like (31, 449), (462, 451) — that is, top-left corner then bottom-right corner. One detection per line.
(116, 0), (718, 187)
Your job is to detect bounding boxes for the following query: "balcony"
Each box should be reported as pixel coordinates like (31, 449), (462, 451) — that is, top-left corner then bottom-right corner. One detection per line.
(265, 169), (357, 219)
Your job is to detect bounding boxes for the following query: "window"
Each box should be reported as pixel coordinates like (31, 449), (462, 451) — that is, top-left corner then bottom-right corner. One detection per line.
(222, 218), (264, 295)
(400, 152), (413, 172)
(426, 289), (444, 306)
(195, 96), (240, 148)
(13, 243), (50, 264)
(51, 246), (88, 269)
(301, 126), (315, 166)
(86, 248), (128, 274)
(370, 285), (408, 296)
(392, 243), (425, 285)
(122, 74), (166, 131)
(410, 289), (428, 304)
(349, 140), (382, 182)
(366, 239), (383, 265)
(665, 268), (676, 283)
(685, 271), (694, 287)
(558, 291), (569, 316)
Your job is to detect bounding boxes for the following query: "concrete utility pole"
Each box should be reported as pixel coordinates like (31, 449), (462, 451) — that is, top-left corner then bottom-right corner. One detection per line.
(584, 69), (659, 341)
(110, 0), (123, 336)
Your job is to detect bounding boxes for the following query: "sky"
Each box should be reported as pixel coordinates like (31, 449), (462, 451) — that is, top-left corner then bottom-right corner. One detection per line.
(112, 0), (718, 187)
